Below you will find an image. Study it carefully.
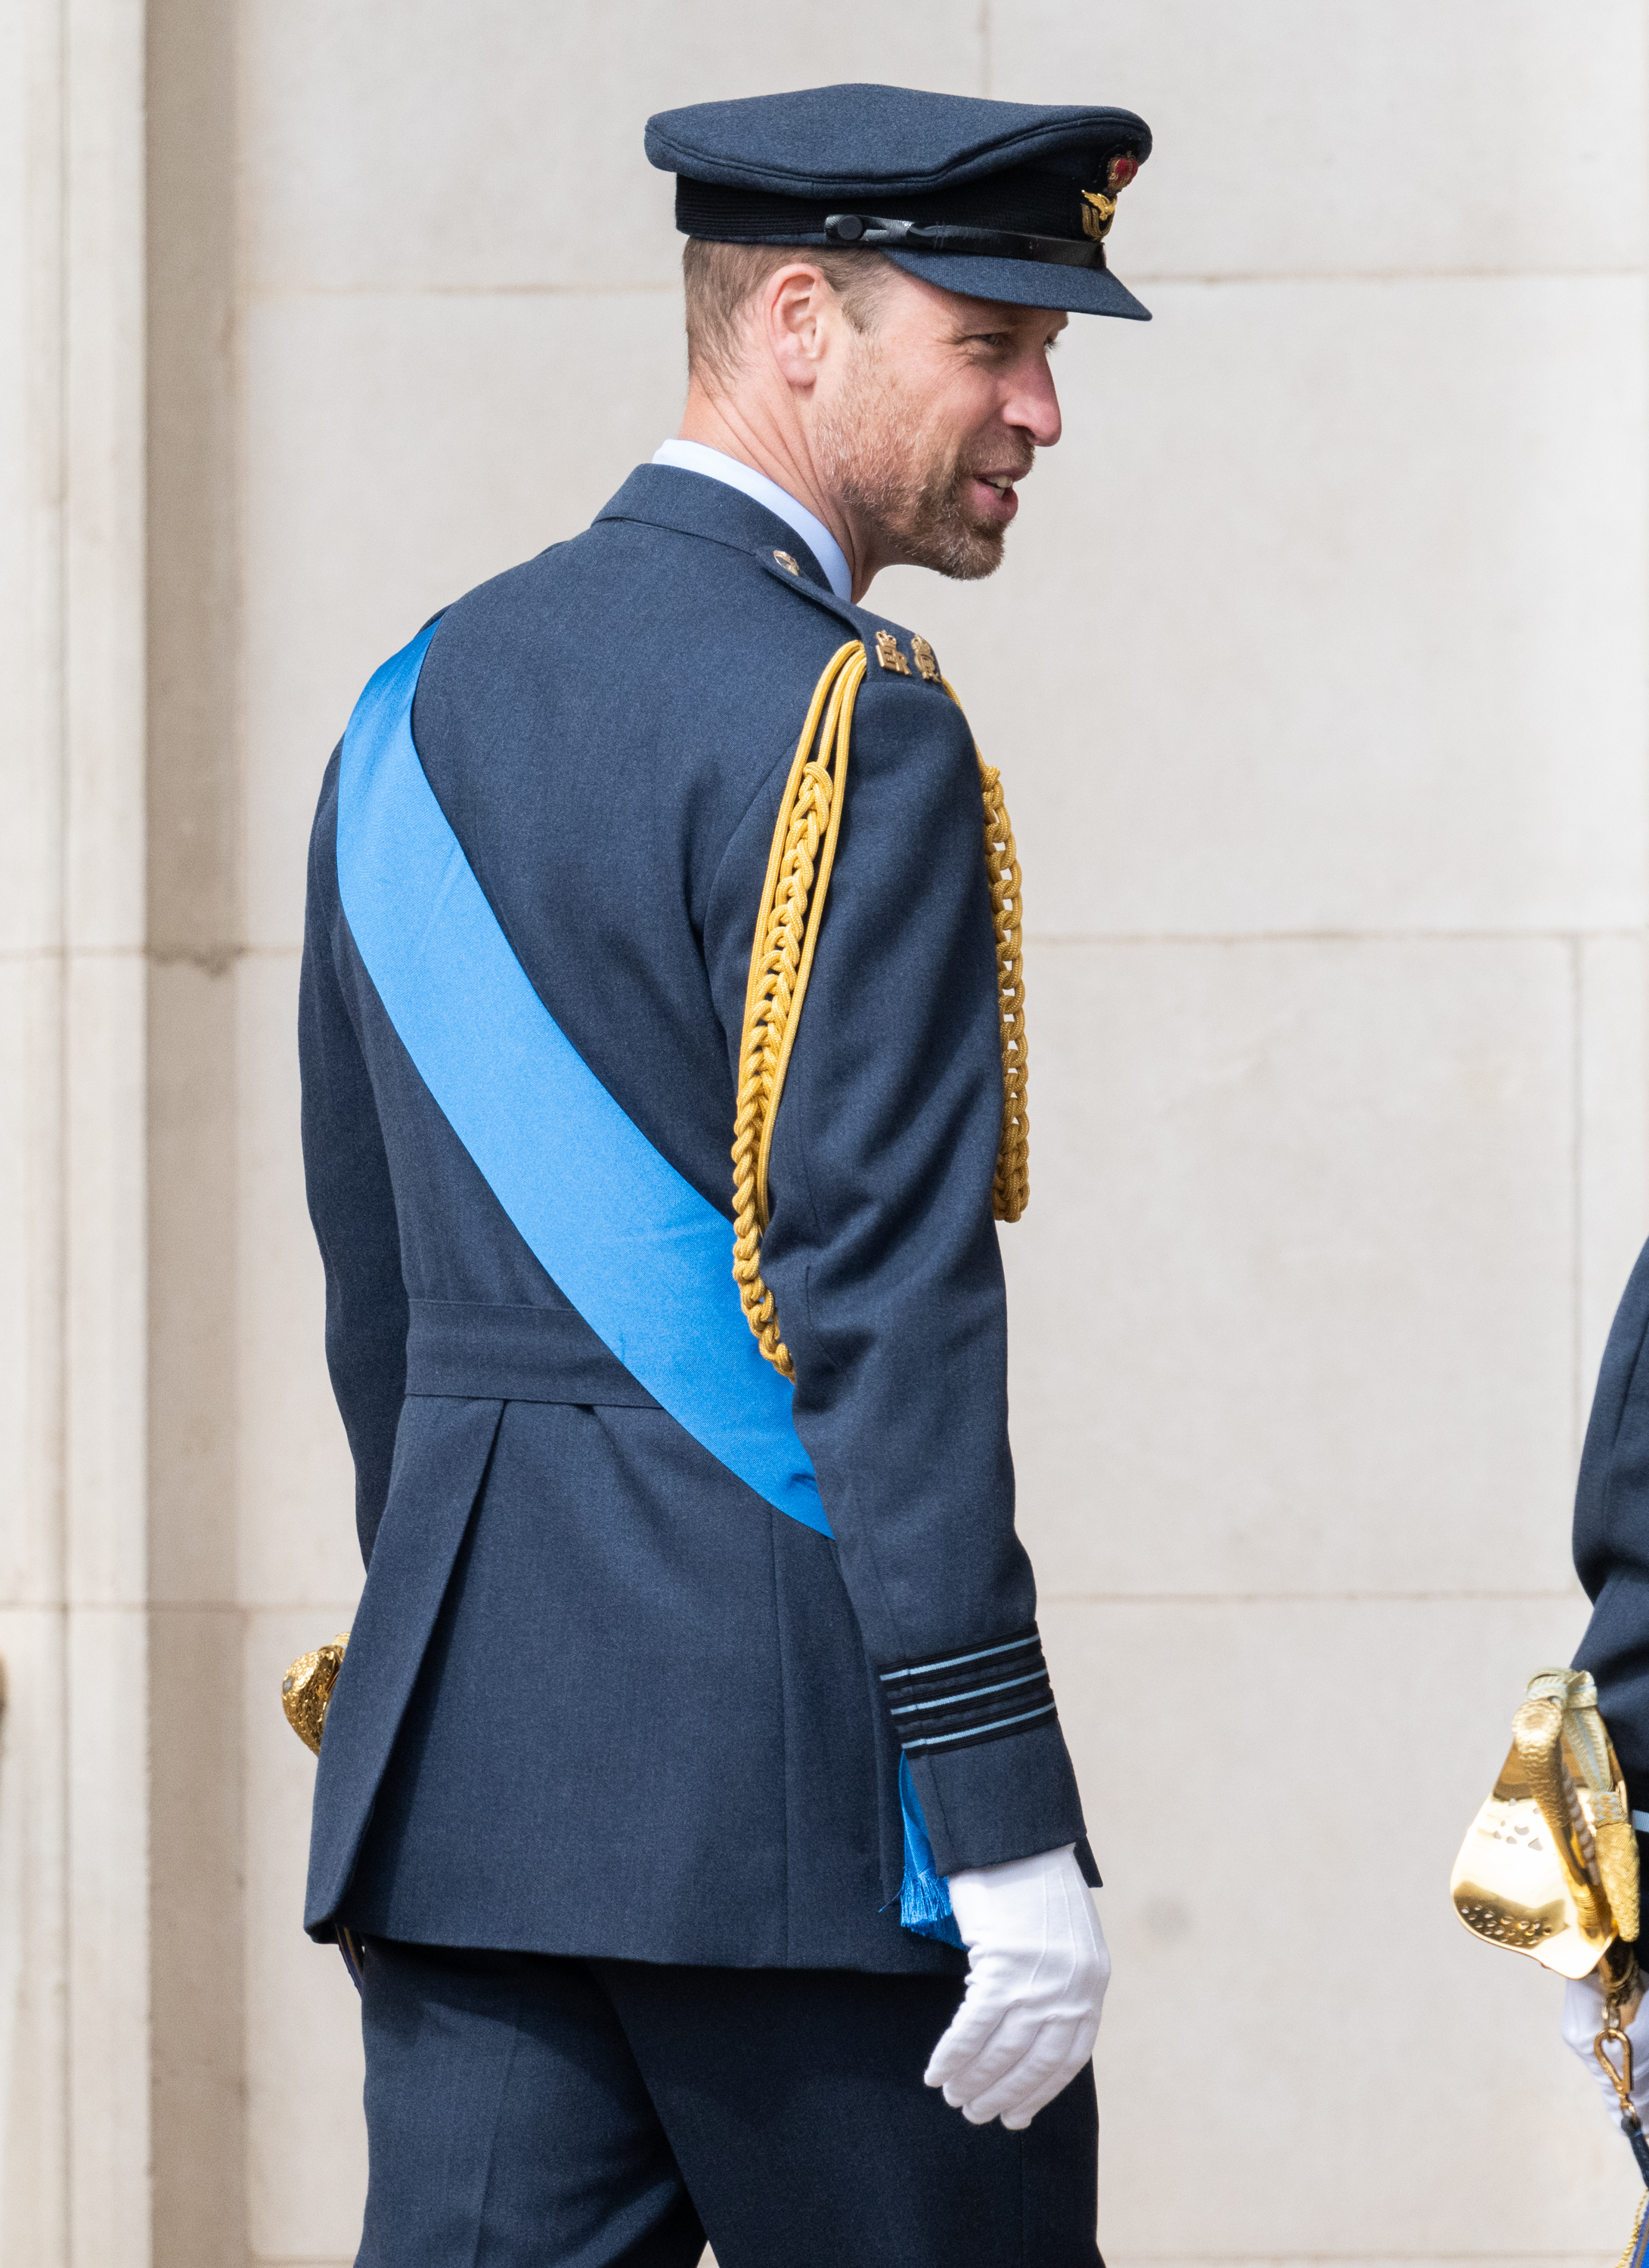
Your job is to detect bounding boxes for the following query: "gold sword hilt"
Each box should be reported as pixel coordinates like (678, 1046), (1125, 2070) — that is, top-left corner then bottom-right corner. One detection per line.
(1451, 1668), (1640, 1983)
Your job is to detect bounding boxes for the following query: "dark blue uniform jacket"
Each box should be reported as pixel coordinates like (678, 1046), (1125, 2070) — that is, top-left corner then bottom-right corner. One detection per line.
(299, 466), (1091, 1970)
(1576, 1240), (1649, 1851)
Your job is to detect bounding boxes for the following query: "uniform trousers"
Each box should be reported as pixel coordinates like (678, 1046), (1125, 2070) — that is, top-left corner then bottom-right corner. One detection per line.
(357, 1938), (1104, 2268)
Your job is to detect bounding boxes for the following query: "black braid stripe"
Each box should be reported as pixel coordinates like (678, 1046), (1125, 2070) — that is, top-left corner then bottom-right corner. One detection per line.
(876, 1628), (1058, 1756)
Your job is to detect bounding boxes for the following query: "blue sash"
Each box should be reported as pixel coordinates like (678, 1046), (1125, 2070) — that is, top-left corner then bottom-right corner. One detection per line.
(336, 622), (960, 1946)
(337, 622), (828, 1535)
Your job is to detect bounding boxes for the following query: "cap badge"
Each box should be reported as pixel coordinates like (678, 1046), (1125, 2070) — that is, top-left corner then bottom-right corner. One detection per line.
(910, 635), (942, 685)
(1082, 153), (1139, 243)
(874, 631), (911, 676)
(1080, 189), (1117, 243)
(772, 550), (801, 575)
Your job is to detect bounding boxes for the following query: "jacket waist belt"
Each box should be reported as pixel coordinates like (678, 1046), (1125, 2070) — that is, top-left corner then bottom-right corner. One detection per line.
(405, 1297), (663, 1407)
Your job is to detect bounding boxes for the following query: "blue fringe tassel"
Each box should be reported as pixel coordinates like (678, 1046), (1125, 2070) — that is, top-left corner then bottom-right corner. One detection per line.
(898, 1756), (966, 1948)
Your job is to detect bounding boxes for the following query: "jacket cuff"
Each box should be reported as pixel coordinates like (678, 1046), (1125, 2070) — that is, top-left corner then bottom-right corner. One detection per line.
(907, 1720), (1088, 1875)
(876, 1625), (1090, 1873)
(876, 1625), (1057, 1756)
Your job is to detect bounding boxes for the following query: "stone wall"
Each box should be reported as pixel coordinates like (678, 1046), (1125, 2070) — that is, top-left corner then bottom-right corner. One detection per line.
(2, 5), (1644, 2263)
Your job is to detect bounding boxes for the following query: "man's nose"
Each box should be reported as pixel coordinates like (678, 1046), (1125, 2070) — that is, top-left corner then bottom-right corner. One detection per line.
(1006, 359), (1062, 451)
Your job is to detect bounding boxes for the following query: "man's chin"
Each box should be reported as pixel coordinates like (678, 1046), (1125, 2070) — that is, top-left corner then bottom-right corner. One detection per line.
(898, 513), (1008, 583)
(946, 528), (1009, 581)
(932, 528), (1009, 583)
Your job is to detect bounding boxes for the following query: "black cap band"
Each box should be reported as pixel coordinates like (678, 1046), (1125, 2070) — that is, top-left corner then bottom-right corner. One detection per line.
(823, 213), (1105, 269)
(674, 169), (1120, 267)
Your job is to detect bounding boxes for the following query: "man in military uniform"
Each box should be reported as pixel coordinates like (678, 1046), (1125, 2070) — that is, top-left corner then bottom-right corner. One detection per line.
(299, 84), (1152, 2268)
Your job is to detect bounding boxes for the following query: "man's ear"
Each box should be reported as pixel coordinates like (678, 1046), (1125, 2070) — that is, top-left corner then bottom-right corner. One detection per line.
(763, 263), (834, 395)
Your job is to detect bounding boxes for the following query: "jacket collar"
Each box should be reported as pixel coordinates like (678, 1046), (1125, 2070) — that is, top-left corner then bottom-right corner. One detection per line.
(594, 464), (838, 597)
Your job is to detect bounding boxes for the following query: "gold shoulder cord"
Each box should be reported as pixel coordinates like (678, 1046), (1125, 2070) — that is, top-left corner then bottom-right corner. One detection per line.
(732, 639), (1029, 1379)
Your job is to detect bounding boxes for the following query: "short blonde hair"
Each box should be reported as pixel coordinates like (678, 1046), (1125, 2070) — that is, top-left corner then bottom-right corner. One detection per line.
(682, 239), (891, 389)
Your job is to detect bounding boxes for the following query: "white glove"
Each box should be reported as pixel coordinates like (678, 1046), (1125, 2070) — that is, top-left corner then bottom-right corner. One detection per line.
(923, 1844), (1110, 2130)
(1561, 1971), (1649, 2125)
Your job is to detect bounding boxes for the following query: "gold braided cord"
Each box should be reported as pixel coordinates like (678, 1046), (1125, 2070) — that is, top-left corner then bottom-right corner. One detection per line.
(732, 643), (1029, 1375)
(953, 679), (1028, 1225)
(733, 643), (865, 1377)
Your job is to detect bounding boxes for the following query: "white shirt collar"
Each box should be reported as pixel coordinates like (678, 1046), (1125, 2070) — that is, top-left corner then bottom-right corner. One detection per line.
(651, 438), (853, 603)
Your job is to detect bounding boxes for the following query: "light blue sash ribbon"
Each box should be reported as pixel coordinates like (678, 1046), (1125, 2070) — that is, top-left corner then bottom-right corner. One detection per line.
(337, 622), (827, 1535)
(336, 621), (959, 1945)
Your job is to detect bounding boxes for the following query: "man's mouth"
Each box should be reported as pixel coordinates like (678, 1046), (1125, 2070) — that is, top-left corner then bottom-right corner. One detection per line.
(967, 469), (1028, 522)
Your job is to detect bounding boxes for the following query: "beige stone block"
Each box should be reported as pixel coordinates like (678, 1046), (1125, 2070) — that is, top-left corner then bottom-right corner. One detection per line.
(0, 1607), (69, 2267)
(992, 0), (1645, 279)
(1579, 934), (1649, 1411)
(879, 274), (1647, 937)
(0, 954), (65, 1605)
(63, 0), (145, 963)
(1006, 937), (1578, 1599)
(1043, 1594), (1627, 2259)
(243, 1607), (368, 2264)
(0, 0), (66, 963)
(240, 287), (687, 949)
(147, 1605), (246, 2268)
(65, 948), (146, 1607)
(145, 0), (238, 979)
(147, 957), (238, 1608)
(241, 0), (984, 294)
(236, 950), (362, 1608)
(66, 1600), (150, 2268)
